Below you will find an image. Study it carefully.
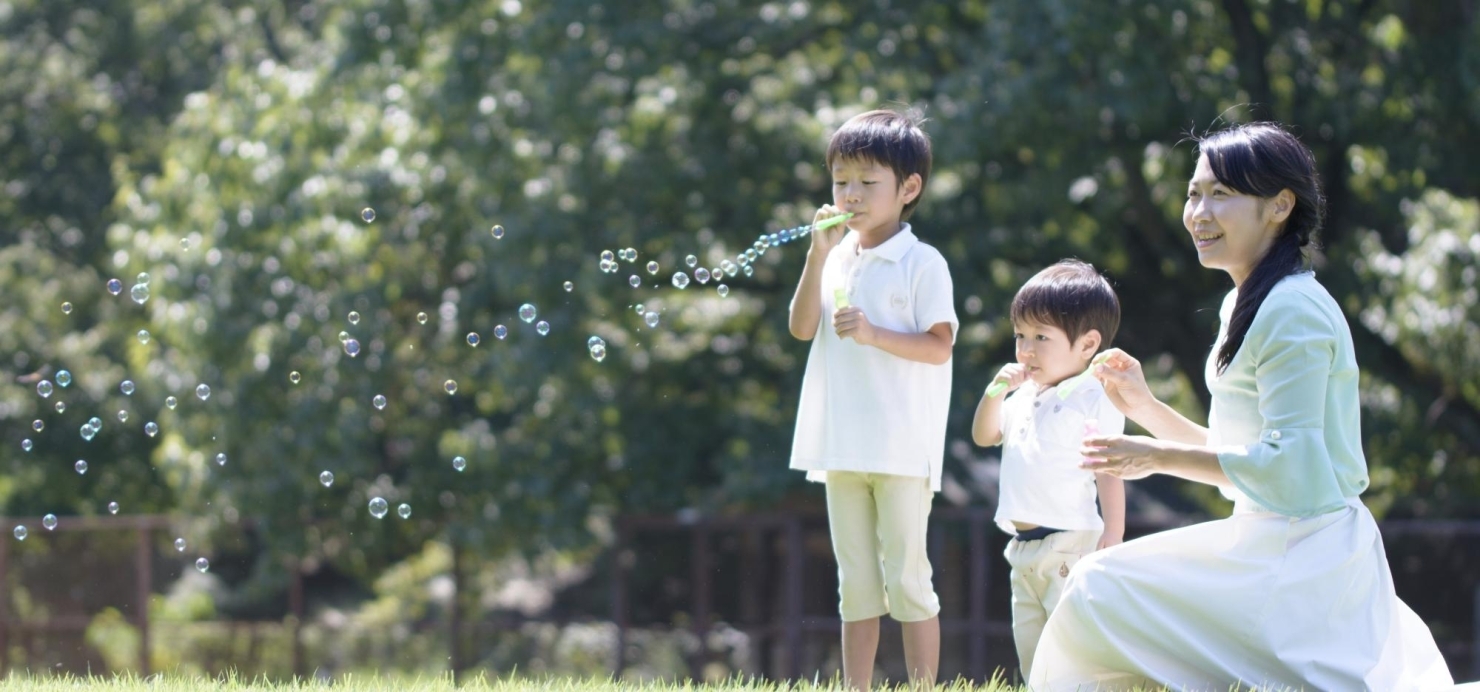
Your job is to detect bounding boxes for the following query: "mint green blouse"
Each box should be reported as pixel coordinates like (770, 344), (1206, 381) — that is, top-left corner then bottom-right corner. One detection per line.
(1208, 272), (1370, 517)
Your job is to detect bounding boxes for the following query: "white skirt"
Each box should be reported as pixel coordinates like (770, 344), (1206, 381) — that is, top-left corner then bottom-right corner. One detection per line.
(1028, 498), (1455, 691)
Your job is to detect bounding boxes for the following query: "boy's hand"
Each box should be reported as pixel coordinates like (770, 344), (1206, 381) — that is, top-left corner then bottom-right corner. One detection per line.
(989, 364), (1029, 395)
(810, 205), (847, 257)
(832, 306), (876, 346)
(1096, 532), (1124, 551)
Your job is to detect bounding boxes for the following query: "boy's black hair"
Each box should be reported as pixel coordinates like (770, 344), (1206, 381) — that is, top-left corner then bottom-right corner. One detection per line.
(1011, 260), (1121, 348)
(825, 109), (932, 220)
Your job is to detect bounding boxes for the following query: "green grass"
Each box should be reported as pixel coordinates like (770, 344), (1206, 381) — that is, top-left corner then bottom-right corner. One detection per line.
(0, 673), (1028, 692)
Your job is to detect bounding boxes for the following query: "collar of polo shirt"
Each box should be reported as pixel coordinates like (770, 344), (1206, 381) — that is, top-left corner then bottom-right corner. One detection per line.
(847, 224), (918, 261)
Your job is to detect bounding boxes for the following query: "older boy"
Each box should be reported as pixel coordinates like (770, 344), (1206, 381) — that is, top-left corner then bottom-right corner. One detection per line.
(970, 259), (1126, 681)
(789, 109), (957, 690)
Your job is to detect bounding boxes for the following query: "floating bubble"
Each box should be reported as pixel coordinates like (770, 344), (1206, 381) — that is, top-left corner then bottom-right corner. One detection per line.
(624, 247), (638, 262)
(600, 250), (615, 263)
(646, 261), (660, 275)
(108, 502), (119, 515)
(467, 332), (480, 347)
(629, 275), (641, 288)
(368, 497), (389, 519)
(721, 260), (738, 277)
(373, 394), (387, 410)
(587, 336), (606, 349)
(589, 343), (607, 362)
(397, 503), (412, 519)
(494, 325), (508, 340)
(196, 384), (211, 401)
(536, 321), (550, 336)
(80, 424), (97, 442)
(745, 248), (759, 263)
(137, 272), (151, 285)
(57, 370), (71, 387)
(711, 266), (723, 281)
(121, 380), (135, 395)
(54, 402), (65, 413)
(491, 224), (505, 239)
(452, 456), (467, 472)
(174, 538), (186, 552)
(43, 514), (57, 531)
(21, 439), (32, 452)
(138, 329), (150, 344)
(61, 302), (72, 314)
(361, 207), (376, 223)
(563, 281), (574, 292)
(672, 272), (690, 289)
(75, 460), (88, 475)
(348, 311), (361, 325)
(686, 254), (698, 268)
(37, 380), (53, 398)
(743, 265), (754, 277)
(118, 410), (128, 423)
(289, 371), (301, 384)
(130, 283), (150, 304)
(344, 339), (361, 357)
(180, 238), (190, 251)
(518, 304), (537, 323)
(717, 284), (730, 298)
(319, 471), (334, 487)
(89, 417), (102, 431)
(599, 258), (614, 273)
(145, 422), (159, 437)
(417, 312), (428, 325)
(215, 452), (227, 466)
(14, 526), (26, 541)
(634, 303), (645, 315)
(32, 419), (43, 432)
(644, 311), (660, 329)
(165, 396), (177, 410)
(107, 278), (123, 295)
(338, 331), (350, 343)
(444, 380), (458, 395)
(196, 557), (210, 573)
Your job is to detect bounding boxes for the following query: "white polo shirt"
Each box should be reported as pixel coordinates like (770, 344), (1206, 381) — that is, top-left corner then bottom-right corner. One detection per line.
(994, 377), (1126, 534)
(789, 225), (958, 491)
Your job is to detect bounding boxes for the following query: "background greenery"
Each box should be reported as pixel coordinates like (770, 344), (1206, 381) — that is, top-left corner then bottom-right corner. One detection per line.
(2, 0), (1477, 676)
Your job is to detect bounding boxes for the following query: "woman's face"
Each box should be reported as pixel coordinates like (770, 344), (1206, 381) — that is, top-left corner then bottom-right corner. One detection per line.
(1183, 154), (1288, 285)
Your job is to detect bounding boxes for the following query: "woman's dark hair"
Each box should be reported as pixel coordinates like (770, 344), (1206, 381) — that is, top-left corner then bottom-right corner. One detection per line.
(1196, 122), (1325, 374)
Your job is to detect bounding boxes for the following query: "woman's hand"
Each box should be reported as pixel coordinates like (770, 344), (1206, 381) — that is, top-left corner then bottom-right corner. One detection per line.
(1080, 433), (1164, 480)
(1092, 348), (1158, 416)
(810, 205), (847, 257)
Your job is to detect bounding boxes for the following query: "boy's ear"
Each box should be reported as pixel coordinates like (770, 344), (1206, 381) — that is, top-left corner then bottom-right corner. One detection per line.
(1076, 329), (1102, 359)
(900, 173), (923, 205)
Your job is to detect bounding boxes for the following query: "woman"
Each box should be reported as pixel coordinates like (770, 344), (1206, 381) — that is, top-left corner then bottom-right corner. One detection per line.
(1027, 123), (1454, 691)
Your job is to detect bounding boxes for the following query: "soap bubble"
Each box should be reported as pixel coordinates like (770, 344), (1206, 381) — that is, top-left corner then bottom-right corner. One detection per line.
(56, 370), (71, 387)
(37, 380), (53, 398)
(88, 416), (102, 431)
(368, 497), (389, 519)
(108, 502), (119, 515)
(130, 283), (150, 304)
(138, 329), (150, 344)
(180, 238), (190, 251)
(118, 410), (129, 423)
(215, 453), (227, 466)
(629, 275), (641, 288)
(196, 558), (210, 573)
(743, 265), (754, 277)
(721, 260), (738, 277)
(563, 281), (574, 292)
(623, 248), (638, 262)
(467, 332), (480, 347)
(174, 538), (186, 552)
(672, 272), (690, 289)
(587, 336), (606, 349)
(536, 321), (550, 336)
(145, 422), (159, 437)
(120, 380), (135, 395)
(491, 224), (505, 239)
(600, 258), (615, 273)
(14, 526), (26, 541)
(338, 331), (350, 343)
(348, 311), (361, 325)
(55, 402), (65, 413)
(646, 261), (660, 275)
(444, 380), (458, 395)
(600, 250), (615, 263)
(452, 456), (467, 472)
(686, 254), (698, 268)
(21, 439), (32, 452)
(75, 460), (88, 475)
(417, 312), (428, 324)
(361, 207), (376, 222)
(43, 514), (57, 531)
(289, 371), (301, 384)
(717, 284), (730, 298)
(319, 471), (334, 487)
(80, 423), (97, 441)
(589, 343), (607, 362)
(61, 302), (72, 314)
(32, 419), (43, 432)
(518, 304), (537, 323)
(137, 272), (151, 285)
(165, 396), (177, 410)
(196, 384), (211, 401)
(397, 503), (412, 519)
(373, 394), (387, 410)
(644, 311), (660, 329)
(344, 339), (361, 357)
(107, 278), (123, 295)
(494, 325), (508, 339)
(634, 304), (645, 314)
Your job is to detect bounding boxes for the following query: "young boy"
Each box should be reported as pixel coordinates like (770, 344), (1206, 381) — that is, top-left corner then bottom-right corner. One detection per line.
(788, 109), (957, 691)
(970, 259), (1126, 681)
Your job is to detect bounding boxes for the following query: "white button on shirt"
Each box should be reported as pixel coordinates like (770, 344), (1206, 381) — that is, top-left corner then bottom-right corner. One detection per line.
(789, 225), (958, 491)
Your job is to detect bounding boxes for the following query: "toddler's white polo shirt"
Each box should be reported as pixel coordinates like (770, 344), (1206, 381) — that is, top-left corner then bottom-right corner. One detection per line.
(789, 225), (958, 491)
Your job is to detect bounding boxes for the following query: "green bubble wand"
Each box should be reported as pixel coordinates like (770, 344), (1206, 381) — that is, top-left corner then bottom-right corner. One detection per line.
(983, 351), (1114, 399)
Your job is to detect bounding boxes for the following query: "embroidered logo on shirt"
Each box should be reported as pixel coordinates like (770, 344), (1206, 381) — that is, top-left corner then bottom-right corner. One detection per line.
(890, 293), (908, 309)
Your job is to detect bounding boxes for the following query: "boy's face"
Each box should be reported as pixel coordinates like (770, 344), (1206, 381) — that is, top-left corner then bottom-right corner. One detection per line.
(1013, 320), (1099, 387)
(831, 157), (921, 236)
